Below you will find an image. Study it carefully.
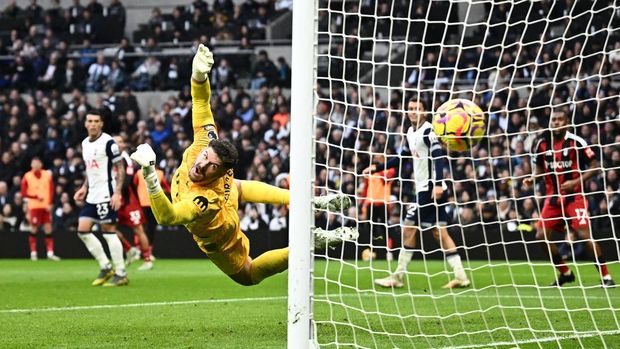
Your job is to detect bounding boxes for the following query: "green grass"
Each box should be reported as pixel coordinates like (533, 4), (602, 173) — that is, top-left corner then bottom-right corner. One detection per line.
(0, 259), (619, 348)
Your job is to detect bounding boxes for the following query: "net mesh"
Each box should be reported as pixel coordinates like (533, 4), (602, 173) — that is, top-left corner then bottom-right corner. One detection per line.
(311, 1), (620, 348)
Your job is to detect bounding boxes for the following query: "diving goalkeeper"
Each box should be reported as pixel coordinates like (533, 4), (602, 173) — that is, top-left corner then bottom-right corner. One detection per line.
(131, 45), (355, 286)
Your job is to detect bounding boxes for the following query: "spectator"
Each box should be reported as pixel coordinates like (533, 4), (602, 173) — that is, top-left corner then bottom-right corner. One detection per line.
(276, 56), (291, 87)
(4, 0), (22, 20)
(250, 50), (277, 89)
(162, 57), (182, 91)
(86, 0), (103, 17)
(37, 51), (63, 90)
(211, 58), (235, 90)
(148, 7), (163, 30)
(108, 0), (126, 29)
(63, 58), (84, 91)
(86, 51), (110, 92)
(68, 0), (84, 23)
(272, 103), (290, 128)
(130, 56), (160, 91)
(107, 60), (126, 91)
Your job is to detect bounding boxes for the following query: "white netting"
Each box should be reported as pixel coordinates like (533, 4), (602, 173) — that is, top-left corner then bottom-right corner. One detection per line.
(311, 1), (620, 348)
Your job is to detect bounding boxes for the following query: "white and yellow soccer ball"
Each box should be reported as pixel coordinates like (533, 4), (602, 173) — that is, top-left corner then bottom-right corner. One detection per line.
(432, 99), (485, 152)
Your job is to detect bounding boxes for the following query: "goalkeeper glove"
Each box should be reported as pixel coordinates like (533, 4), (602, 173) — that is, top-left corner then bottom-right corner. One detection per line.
(192, 44), (214, 82)
(130, 144), (161, 195)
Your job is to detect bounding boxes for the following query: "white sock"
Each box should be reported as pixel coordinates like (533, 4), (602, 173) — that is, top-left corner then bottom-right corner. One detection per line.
(78, 233), (110, 269)
(394, 249), (414, 278)
(103, 233), (126, 276)
(446, 252), (467, 281)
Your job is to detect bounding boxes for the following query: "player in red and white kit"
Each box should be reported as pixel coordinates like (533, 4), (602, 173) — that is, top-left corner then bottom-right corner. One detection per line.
(114, 136), (153, 271)
(525, 110), (614, 288)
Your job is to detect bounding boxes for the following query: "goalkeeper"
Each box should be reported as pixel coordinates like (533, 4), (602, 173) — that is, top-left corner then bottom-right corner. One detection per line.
(131, 45), (354, 285)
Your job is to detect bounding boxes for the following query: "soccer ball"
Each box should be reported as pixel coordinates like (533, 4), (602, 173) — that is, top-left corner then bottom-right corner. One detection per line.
(432, 99), (485, 152)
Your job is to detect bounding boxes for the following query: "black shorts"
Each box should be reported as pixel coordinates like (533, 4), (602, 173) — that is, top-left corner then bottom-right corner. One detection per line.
(79, 202), (118, 224)
(404, 190), (448, 230)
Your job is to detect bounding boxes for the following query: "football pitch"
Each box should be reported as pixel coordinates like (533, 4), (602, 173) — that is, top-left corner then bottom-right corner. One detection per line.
(1, 259), (619, 348)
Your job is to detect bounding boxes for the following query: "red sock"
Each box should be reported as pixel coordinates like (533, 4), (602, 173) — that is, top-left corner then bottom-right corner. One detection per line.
(552, 254), (570, 275)
(28, 235), (37, 253)
(558, 264), (570, 275)
(598, 264), (609, 277)
(45, 235), (54, 253)
(141, 247), (152, 262)
(133, 234), (140, 247)
(120, 238), (132, 252)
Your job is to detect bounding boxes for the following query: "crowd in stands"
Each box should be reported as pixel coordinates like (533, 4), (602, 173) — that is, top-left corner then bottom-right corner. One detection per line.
(315, 0), (620, 241)
(0, 0), (293, 248)
(1, 0), (619, 258)
(0, 0), (290, 93)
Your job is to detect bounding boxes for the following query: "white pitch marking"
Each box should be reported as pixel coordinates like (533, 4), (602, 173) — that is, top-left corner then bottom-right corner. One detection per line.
(442, 329), (620, 349)
(1, 291), (618, 314)
(0, 296), (288, 314)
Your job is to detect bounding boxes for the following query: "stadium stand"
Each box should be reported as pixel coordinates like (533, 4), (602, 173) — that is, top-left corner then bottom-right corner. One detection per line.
(0, 0), (618, 262)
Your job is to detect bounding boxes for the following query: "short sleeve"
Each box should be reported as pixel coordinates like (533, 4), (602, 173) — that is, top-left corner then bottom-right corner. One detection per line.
(106, 139), (122, 163)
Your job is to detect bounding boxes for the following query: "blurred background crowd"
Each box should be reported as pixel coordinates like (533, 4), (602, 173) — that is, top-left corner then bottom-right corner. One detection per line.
(0, 0), (618, 259)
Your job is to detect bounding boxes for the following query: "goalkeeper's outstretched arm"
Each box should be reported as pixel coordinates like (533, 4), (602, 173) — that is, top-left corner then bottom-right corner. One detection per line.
(190, 44), (216, 144)
(131, 144), (200, 225)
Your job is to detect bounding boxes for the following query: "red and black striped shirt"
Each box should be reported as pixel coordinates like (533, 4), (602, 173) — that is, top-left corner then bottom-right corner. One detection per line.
(532, 131), (596, 197)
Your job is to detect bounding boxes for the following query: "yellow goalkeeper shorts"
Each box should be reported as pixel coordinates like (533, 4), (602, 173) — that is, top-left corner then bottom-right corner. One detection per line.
(193, 231), (250, 275)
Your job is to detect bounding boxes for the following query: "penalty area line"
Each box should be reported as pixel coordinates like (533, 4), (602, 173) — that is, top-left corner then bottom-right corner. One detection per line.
(442, 329), (620, 349)
(0, 295), (288, 314)
(1, 291), (618, 314)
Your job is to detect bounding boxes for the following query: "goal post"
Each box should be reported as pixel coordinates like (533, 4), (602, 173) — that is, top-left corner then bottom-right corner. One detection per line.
(288, 0), (316, 348)
(290, 0), (620, 348)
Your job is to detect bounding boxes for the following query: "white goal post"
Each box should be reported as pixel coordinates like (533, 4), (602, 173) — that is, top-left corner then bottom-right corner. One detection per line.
(289, 1), (620, 348)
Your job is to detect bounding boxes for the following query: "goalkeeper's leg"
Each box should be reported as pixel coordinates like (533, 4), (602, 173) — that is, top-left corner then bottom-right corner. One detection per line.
(229, 248), (289, 286)
(237, 180), (289, 205)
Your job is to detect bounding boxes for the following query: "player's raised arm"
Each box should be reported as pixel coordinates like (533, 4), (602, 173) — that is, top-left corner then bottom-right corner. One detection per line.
(131, 144), (201, 225)
(190, 44), (216, 144)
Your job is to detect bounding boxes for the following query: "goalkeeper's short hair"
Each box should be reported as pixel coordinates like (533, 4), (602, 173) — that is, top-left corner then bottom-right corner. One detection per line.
(210, 139), (239, 170)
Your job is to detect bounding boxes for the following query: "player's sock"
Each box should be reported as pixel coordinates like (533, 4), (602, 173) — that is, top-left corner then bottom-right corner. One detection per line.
(551, 254), (571, 275)
(119, 235), (132, 252)
(240, 181), (289, 205)
(394, 246), (414, 278)
(446, 251), (467, 280)
(44, 235), (54, 254)
(141, 246), (152, 262)
(593, 255), (610, 279)
(28, 234), (37, 253)
(250, 247), (289, 285)
(78, 232), (110, 269)
(133, 234), (140, 247)
(103, 233), (126, 276)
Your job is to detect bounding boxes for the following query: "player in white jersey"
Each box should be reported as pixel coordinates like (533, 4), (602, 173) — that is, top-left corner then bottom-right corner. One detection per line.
(366, 98), (470, 289)
(74, 111), (128, 286)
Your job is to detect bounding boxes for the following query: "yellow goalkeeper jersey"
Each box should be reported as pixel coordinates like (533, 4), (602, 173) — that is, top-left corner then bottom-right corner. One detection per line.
(149, 79), (245, 272)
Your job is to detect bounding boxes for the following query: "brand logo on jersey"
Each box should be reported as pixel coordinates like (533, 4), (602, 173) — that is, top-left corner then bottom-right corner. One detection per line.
(86, 159), (100, 169)
(223, 169), (233, 202)
(545, 160), (573, 170)
(204, 124), (218, 141)
(193, 196), (209, 212)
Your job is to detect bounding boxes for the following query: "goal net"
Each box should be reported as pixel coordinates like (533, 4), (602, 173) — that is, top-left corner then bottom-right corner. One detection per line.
(299, 0), (620, 348)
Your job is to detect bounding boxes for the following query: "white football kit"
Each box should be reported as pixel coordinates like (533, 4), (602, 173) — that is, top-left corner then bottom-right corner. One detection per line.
(404, 121), (448, 228)
(81, 132), (122, 204)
